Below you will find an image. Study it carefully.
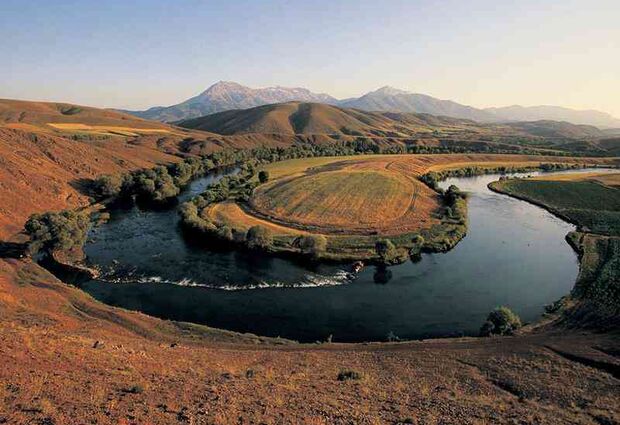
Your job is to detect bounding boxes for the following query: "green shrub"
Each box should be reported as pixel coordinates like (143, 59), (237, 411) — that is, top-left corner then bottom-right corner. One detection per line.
(25, 210), (90, 255)
(337, 370), (363, 381)
(375, 239), (397, 264)
(93, 174), (123, 198)
(295, 234), (328, 257)
(246, 225), (273, 249)
(480, 306), (522, 336)
(216, 225), (234, 241)
(258, 170), (270, 184)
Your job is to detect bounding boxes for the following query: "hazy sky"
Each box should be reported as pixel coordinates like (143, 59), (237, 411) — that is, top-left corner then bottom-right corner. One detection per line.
(2, 0), (619, 115)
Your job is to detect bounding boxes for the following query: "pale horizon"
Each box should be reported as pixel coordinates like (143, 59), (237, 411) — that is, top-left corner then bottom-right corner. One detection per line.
(2, 0), (619, 116)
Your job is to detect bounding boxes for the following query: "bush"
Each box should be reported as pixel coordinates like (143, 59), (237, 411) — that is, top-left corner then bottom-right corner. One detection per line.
(93, 174), (123, 198)
(134, 166), (179, 202)
(295, 234), (328, 257)
(480, 306), (522, 336)
(246, 225), (273, 249)
(25, 210), (90, 255)
(337, 370), (363, 381)
(375, 239), (397, 264)
(216, 225), (234, 241)
(258, 170), (270, 184)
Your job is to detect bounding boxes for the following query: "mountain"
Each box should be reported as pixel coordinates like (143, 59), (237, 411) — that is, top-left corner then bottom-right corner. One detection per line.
(503, 120), (606, 139)
(125, 81), (338, 122)
(485, 105), (620, 129)
(337, 86), (499, 122)
(123, 82), (620, 128)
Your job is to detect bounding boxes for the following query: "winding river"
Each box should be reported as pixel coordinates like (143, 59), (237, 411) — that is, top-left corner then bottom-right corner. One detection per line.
(76, 167), (614, 342)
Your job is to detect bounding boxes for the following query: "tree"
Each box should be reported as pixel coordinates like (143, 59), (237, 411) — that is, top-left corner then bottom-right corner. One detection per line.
(444, 185), (464, 205)
(296, 235), (328, 257)
(479, 306), (522, 336)
(258, 170), (270, 184)
(246, 225), (273, 249)
(375, 239), (397, 264)
(94, 174), (123, 198)
(216, 225), (234, 241)
(25, 210), (90, 255)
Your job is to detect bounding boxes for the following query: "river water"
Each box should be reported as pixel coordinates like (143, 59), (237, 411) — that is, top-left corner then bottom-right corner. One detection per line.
(78, 167), (613, 342)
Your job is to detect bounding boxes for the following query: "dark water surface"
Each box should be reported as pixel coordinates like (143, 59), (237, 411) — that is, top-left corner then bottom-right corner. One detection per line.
(79, 168), (614, 342)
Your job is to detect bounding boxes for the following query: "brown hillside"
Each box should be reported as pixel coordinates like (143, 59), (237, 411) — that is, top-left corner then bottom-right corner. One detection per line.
(1, 258), (619, 424)
(178, 101), (491, 137)
(0, 99), (175, 135)
(0, 128), (183, 239)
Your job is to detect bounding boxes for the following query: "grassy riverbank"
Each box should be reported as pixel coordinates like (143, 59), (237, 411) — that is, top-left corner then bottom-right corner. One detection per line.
(489, 172), (620, 328)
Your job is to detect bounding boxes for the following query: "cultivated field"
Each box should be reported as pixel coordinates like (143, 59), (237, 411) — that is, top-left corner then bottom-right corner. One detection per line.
(206, 154), (620, 258)
(251, 169), (431, 231)
(46, 123), (173, 136)
(490, 173), (620, 236)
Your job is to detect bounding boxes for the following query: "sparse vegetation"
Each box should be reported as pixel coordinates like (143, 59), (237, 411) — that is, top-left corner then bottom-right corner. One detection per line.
(337, 370), (363, 381)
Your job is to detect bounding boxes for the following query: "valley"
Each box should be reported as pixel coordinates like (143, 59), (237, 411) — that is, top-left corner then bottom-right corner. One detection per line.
(1, 97), (619, 424)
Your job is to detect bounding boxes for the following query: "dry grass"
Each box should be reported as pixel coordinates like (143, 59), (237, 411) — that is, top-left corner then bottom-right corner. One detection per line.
(252, 170), (415, 227)
(1, 258), (619, 424)
(46, 123), (173, 136)
(206, 201), (312, 235)
(215, 154), (620, 239)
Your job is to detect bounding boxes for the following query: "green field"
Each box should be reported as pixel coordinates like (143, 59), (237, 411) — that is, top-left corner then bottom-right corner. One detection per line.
(490, 179), (620, 236)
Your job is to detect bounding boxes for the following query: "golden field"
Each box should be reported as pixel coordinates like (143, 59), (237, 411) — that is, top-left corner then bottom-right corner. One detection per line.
(209, 154), (620, 239)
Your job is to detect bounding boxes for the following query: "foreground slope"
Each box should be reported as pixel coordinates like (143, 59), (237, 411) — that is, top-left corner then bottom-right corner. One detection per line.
(1, 258), (619, 424)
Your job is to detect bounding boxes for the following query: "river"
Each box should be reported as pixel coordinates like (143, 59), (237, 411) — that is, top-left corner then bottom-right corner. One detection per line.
(77, 167), (614, 342)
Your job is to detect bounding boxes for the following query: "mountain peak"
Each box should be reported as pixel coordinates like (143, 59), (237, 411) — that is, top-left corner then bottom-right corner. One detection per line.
(371, 86), (410, 96)
(201, 81), (248, 95)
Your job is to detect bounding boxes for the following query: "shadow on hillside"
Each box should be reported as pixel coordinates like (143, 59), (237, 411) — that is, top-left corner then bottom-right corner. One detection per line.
(69, 178), (96, 197)
(0, 241), (28, 259)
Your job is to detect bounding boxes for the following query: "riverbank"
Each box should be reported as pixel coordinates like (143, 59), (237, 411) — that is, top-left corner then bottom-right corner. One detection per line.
(489, 172), (620, 330)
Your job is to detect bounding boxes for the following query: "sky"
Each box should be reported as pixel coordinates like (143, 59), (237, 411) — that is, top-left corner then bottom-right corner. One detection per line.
(1, 0), (619, 116)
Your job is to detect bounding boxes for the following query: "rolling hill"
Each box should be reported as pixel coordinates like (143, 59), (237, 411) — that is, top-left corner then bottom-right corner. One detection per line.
(178, 101), (614, 145)
(485, 105), (620, 128)
(0, 98), (173, 136)
(177, 101), (496, 137)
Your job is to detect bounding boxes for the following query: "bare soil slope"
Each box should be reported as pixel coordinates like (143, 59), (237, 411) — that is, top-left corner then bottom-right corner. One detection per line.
(1, 258), (619, 424)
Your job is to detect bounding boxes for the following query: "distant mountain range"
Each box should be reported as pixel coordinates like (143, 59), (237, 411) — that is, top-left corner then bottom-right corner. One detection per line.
(484, 105), (620, 128)
(123, 81), (620, 129)
(124, 81), (337, 122)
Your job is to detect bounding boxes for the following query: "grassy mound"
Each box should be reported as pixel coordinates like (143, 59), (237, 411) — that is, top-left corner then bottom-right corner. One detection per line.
(251, 170), (415, 227)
